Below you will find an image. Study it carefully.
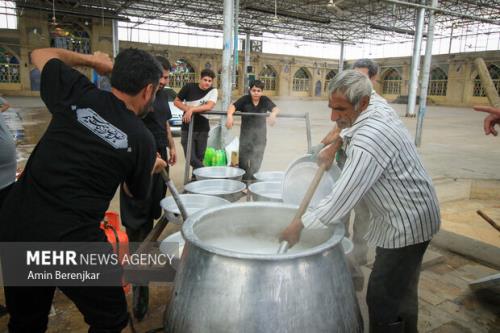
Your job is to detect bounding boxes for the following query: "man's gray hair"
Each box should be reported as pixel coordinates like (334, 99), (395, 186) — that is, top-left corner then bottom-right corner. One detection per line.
(328, 70), (372, 109)
(352, 58), (379, 79)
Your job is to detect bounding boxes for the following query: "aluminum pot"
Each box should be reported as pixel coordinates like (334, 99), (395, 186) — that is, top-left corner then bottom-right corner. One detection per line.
(159, 231), (354, 272)
(183, 179), (246, 202)
(253, 171), (284, 183)
(193, 166), (246, 181)
(160, 194), (230, 224)
(165, 202), (362, 333)
(248, 181), (283, 202)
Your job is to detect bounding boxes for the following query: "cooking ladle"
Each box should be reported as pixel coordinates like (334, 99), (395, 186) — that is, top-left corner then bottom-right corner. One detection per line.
(278, 162), (328, 254)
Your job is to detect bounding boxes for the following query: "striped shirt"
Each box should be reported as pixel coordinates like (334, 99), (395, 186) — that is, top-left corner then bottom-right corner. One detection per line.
(302, 93), (441, 249)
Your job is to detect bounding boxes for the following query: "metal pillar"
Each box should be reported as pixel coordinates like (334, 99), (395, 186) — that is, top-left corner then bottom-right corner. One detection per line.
(415, 0), (438, 147)
(338, 41), (345, 73)
(448, 23), (455, 54)
(112, 20), (119, 58)
(233, 0), (239, 88)
(406, 1), (425, 117)
(221, 0), (234, 148)
(244, 32), (251, 92)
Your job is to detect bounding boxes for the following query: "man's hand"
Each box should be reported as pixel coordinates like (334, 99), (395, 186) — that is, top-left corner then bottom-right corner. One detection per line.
(474, 105), (500, 136)
(226, 114), (234, 129)
(321, 126), (341, 145)
(267, 113), (277, 127)
(279, 218), (304, 248)
(152, 154), (168, 174)
(182, 107), (193, 123)
(317, 137), (343, 170)
(92, 51), (113, 76)
(168, 148), (177, 166)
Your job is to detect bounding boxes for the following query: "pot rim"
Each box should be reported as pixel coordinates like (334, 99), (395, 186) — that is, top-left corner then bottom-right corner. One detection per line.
(193, 166), (246, 179)
(182, 202), (345, 261)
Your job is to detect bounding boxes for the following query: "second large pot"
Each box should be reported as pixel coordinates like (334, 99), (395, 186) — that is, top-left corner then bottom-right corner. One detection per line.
(165, 202), (362, 333)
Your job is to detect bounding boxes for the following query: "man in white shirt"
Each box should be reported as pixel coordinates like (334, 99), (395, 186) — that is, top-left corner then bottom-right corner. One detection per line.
(281, 70), (440, 333)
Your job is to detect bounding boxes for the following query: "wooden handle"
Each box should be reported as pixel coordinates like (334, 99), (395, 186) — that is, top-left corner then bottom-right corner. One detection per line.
(474, 58), (500, 108)
(293, 163), (328, 220)
(135, 215), (169, 256)
(477, 210), (500, 233)
(278, 163), (328, 255)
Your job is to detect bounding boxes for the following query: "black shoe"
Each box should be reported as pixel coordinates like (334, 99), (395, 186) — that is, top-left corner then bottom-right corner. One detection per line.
(0, 304), (7, 317)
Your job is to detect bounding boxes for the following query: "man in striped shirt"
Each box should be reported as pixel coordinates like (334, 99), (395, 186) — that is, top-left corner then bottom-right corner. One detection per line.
(281, 70), (440, 333)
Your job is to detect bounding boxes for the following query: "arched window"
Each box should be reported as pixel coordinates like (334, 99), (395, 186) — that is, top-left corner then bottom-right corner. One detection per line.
(259, 65), (277, 91)
(217, 69), (239, 89)
(324, 70), (337, 92)
(428, 67), (448, 96)
(49, 21), (91, 54)
(0, 47), (20, 83)
(382, 68), (402, 95)
(170, 59), (196, 88)
(473, 64), (500, 97)
(293, 68), (310, 92)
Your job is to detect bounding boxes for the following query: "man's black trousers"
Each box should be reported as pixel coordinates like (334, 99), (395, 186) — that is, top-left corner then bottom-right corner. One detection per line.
(367, 240), (430, 333)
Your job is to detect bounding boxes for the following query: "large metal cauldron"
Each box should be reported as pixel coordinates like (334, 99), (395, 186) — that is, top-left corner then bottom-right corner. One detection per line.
(165, 202), (362, 333)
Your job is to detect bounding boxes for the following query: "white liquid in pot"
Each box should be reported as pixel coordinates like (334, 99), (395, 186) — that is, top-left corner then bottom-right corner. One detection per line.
(203, 235), (311, 254)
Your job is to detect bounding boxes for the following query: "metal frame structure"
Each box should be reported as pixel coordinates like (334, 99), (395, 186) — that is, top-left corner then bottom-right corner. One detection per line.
(182, 111), (312, 185)
(12, 1), (500, 45)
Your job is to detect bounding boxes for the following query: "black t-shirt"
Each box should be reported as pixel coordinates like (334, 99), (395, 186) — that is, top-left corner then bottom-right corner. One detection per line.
(0, 59), (156, 242)
(233, 95), (276, 144)
(177, 83), (218, 132)
(143, 88), (172, 150)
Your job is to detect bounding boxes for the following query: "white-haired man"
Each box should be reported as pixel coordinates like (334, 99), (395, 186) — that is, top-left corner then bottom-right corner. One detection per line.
(281, 70), (440, 333)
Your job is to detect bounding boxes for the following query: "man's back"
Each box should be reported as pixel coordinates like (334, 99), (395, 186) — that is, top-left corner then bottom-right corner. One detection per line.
(343, 98), (440, 248)
(0, 59), (155, 242)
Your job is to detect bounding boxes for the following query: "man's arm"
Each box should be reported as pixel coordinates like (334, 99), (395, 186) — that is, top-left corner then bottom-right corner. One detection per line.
(267, 106), (280, 126)
(31, 48), (112, 74)
(189, 101), (216, 113)
(280, 144), (385, 247)
(182, 101), (216, 123)
(321, 126), (341, 145)
(165, 122), (177, 165)
(174, 97), (190, 113)
(226, 104), (236, 129)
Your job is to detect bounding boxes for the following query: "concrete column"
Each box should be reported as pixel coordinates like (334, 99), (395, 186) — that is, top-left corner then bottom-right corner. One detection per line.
(415, 0), (438, 147)
(406, 1), (426, 117)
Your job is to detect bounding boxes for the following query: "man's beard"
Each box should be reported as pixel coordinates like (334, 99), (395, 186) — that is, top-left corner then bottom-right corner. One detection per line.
(138, 95), (156, 118)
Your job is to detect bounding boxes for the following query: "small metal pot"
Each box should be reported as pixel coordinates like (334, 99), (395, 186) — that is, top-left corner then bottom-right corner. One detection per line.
(193, 166), (246, 181)
(160, 194), (230, 224)
(248, 181), (283, 202)
(253, 171), (284, 183)
(184, 179), (246, 202)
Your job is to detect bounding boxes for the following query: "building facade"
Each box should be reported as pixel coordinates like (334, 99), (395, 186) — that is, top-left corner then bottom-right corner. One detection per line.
(1, 9), (498, 107)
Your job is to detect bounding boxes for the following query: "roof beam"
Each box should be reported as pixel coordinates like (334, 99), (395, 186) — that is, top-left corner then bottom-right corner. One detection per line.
(382, 0), (500, 25)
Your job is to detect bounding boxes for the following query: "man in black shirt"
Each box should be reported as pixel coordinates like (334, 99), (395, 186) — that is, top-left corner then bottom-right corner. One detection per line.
(174, 69), (217, 172)
(120, 56), (176, 320)
(0, 47), (166, 332)
(226, 80), (280, 181)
